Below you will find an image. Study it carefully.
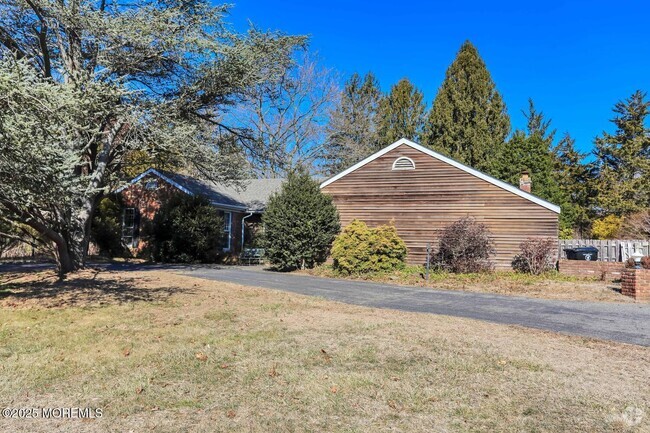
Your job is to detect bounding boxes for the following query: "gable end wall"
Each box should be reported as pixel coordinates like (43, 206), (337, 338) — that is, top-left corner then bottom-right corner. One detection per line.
(321, 144), (559, 269)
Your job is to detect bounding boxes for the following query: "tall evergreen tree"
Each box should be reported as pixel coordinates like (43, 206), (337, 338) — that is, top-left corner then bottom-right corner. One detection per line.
(423, 41), (510, 173)
(593, 90), (650, 216)
(494, 100), (558, 201)
(324, 72), (381, 174)
(377, 78), (425, 144)
(262, 171), (340, 271)
(552, 133), (592, 237)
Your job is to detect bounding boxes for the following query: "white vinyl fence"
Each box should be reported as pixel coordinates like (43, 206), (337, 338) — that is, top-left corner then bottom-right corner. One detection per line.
(558, 239), (649, 262)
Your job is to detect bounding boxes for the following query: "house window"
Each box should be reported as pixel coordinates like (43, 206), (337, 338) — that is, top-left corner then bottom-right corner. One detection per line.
(223, 211), (232, 252)
(392, 157), (415, 170)
(145, 180), (158, 190)
(122, 207), (137, 248)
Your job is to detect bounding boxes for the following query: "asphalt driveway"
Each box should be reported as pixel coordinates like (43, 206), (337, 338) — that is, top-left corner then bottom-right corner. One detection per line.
(2, 262), (649, 346)
(178, 266), (650, 347)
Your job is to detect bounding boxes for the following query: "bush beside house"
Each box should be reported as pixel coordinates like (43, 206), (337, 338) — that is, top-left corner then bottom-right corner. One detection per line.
(512, 237), (556, 275)
(91, 197), (127, 257)
(142, 194), (224, 263)
(431, 217), (495, 273)
(331, 219), (408, 275)
(262, 172), (340, 271)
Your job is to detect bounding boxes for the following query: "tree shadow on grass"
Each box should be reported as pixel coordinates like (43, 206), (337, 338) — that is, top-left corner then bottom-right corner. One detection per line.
(0, 268), (193, 308)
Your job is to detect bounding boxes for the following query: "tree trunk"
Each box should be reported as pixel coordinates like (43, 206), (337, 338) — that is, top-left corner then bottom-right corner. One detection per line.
(49, 197), (95, 277)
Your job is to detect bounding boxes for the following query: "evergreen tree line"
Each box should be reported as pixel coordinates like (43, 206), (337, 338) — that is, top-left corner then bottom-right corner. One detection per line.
(324, 41), (650, 239)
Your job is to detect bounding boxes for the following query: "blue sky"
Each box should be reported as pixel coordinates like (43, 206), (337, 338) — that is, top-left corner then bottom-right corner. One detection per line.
(229, 1), (650, 154)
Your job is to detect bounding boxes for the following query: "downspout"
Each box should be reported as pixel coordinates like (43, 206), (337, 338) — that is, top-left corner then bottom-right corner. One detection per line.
(241, 211), (254, 250)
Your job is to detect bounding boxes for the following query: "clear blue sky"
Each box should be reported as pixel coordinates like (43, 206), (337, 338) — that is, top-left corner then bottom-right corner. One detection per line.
(229, 1), (650, 154)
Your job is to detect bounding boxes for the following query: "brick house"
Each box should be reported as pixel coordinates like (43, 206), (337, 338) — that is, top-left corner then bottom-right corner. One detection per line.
(115, 168), (284, 257)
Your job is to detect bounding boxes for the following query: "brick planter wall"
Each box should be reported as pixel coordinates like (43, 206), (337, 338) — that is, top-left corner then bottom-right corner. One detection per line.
(621, 268), (650, 301)
(558, 259), (625, 281)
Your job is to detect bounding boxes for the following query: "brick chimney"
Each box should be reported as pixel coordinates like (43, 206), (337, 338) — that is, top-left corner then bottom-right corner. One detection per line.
(519, 171), (532, 193)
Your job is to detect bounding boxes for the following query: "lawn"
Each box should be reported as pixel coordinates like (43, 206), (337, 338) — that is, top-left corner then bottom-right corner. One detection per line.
(303, 265), (632, 303)
(0, 268), (649, 432)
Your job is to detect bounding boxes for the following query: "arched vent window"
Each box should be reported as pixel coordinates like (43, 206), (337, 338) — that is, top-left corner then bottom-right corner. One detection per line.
(392, 157), (415, 170)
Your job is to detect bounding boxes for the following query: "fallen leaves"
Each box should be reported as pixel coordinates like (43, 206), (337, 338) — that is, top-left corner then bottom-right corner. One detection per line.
(387, 400), (401, 411)
(320, 348), (332, 363)
(195, 352), (208, 362)
(122, 348), (131, 357)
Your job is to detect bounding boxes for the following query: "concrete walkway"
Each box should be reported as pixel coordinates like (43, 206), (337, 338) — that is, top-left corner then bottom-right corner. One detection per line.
(179, 266), (650, 347)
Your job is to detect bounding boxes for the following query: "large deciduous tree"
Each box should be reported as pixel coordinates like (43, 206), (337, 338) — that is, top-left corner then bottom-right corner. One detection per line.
(0, 0), (304, 276)
(230, 53), (338, 177)
(423, 40), (510, 174)
(592, 90), (650, 216)
(377, 78), (425, 144)
(323, 72), (382, 175)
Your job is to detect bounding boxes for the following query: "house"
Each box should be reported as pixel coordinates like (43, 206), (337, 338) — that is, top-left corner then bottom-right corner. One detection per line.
(115, 168), (284, 256)
(320, 138), (560, 269)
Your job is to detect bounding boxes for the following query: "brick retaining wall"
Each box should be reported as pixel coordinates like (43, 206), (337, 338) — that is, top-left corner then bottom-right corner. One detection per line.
(558, 259), (625, 281)
(621, 269), (650, 301)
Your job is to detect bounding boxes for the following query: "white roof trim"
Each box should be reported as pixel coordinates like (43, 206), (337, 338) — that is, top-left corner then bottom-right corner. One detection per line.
(114, 168), (193, 195)
(319, 138), (561, 214)
(114, 168), (248, 211)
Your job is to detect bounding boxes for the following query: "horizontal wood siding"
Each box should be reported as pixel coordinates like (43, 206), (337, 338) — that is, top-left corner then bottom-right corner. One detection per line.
(322, 144), (559, 269)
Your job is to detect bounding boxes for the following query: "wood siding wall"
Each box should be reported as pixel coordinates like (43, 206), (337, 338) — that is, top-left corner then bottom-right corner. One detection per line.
(322, 144), (559, 269)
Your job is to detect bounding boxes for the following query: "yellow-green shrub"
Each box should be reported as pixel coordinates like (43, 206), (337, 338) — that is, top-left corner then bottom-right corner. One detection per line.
(331, 219), (407, 274)
(591, 215), (623, 239)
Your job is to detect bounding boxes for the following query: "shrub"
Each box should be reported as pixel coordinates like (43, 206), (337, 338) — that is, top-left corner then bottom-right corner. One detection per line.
(143, 194), (224, 263)
(262, 172), (340, 271)
(591, 215), (623, 239)
(558, 227), (574, 240)
(331, 219), (408, 275)
(431, 217), (494, 273)
(512, 237), (557, 275)
(91, 197), (127, 257)
(625, 256), (650, 269)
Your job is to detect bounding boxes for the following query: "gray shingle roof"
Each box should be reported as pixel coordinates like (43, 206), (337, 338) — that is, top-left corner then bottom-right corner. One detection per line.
(118, 169), (284, 212)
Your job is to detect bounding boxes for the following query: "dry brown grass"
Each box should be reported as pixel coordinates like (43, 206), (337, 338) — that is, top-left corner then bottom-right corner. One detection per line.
(304, 265), (633, 303)
(0, 269), (649, 433)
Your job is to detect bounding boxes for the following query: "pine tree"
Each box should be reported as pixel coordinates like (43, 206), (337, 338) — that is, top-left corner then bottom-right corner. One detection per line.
(494, 100), (558, 201)
(593, 90), (650, 216)
(423, 41), (510, 173)
(262, 172), (340, 271)
(552, 133), (592, 237)
(324, 72), (381, 174)
(377, 78), (425, 144)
